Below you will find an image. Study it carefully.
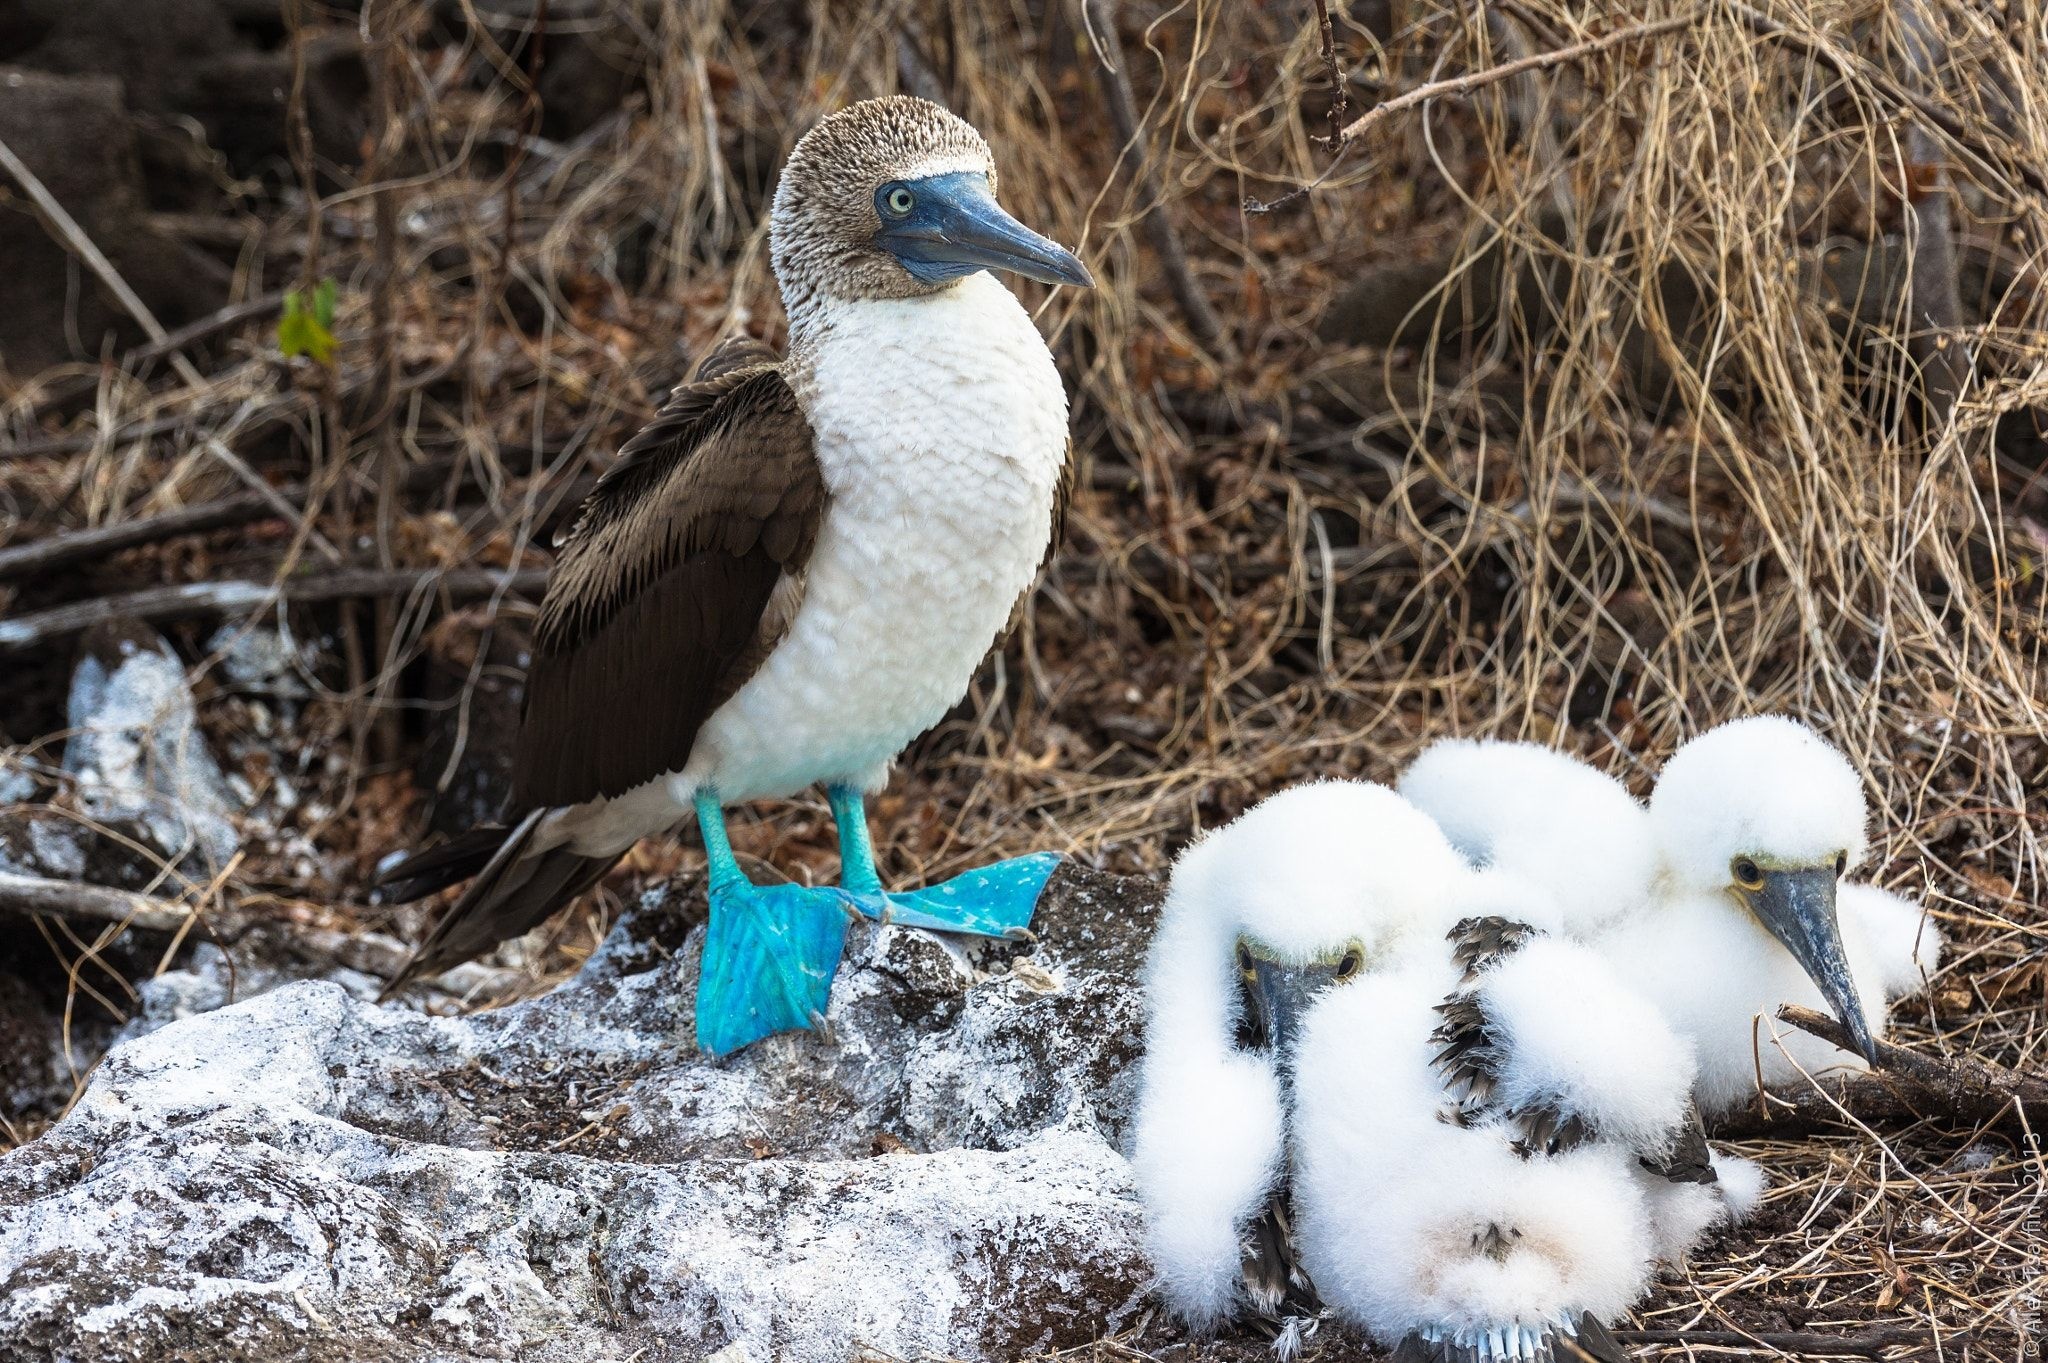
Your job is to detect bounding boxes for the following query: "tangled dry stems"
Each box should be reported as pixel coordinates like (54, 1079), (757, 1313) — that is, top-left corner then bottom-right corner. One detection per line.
(0, 0), (2042, 1353)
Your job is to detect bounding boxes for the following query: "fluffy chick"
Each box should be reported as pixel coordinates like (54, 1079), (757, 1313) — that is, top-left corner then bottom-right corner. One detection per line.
(1291, 891), (1761, 1363)
(1132, 781), (1471, 1341)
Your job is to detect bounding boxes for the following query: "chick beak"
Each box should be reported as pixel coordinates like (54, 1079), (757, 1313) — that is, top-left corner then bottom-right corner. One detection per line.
(877, 171), (1093, 288)
(1747, 867), (1880, 1064)
(1244, 957), (1331, 1065)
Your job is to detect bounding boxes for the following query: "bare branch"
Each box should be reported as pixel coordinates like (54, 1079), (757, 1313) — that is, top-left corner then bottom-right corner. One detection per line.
(0, 567), (548, 653)
(0, 870), (194, 934)
(1334, 12), (1700, 147)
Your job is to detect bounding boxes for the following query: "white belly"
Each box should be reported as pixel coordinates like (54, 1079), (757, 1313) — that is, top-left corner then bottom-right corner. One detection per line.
(553, 274), (1068, 852)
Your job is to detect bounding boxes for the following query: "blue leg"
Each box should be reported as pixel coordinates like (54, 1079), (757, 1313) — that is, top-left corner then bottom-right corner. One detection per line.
(829, 784), (885, 897)
(826, 784), (1057, 940)
(693, 790), (851, 1057)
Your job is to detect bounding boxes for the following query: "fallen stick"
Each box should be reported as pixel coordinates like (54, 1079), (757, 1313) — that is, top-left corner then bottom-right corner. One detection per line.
(25, 292), (289, 420)
(0, 870), (194, 934)
(1711, 1005), (2048, 1137)
(0, 567), (548, 652)
(2, 411), (198, 462)
(0, 486), (305, 583)
(1615, 1324), (1937, 1355)
(0, 868), (526, 1001)
(1784, 1003), (2046, 1119)
(0, 448), (588, 585)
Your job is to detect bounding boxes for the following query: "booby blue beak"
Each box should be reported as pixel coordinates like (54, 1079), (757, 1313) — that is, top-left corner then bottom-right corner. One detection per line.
(875, 171), (1093, 288)
(1243, 957), (1330, 1059)
(1744, 866), (1881, 1064)
(1234, 938), (1364, 1063)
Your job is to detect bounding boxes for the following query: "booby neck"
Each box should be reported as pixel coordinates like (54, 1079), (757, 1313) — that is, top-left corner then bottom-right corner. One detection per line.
(781, 270), (1048, 369)
(778, 273), (1068, 490)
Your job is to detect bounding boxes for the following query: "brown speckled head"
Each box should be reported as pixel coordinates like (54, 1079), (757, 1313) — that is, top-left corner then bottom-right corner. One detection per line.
(770, 97), (1010, 311)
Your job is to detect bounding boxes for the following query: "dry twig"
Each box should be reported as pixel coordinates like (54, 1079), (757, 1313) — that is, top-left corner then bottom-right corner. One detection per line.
(0, 567), (547, 651)
(0, 870), (194, 934)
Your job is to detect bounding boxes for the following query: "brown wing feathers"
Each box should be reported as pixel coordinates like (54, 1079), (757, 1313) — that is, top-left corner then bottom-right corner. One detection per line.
(511, 353), (824, 811)
(1432, 916), (1596, 1158)
(377, 341), (820, 992)
(1639, 1101), (1719, 1185)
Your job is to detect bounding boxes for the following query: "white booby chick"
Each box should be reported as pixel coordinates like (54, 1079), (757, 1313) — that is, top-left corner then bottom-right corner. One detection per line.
(1290, 896), (1755, 1363)
(1132, 782), (1472, 1344)
(1398, 737), (1654, 938)
(1403, 719), (1945, 1114)
(1597, 716), (1945, 1113)
(374, 97), (1092, 1054)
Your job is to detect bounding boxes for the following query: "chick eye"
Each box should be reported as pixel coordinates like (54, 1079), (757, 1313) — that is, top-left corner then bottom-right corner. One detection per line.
(1335, 947), (1365, 981)
(1835, 850), (1848, 877)
(1731, 857), (1765, 890)
(1236, 943), (1255, 976)
(884, 185), (916, 216)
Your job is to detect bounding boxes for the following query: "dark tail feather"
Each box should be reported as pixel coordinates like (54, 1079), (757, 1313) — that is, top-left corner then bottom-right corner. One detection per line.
(1565, 1314), (1630, 1363)
(375, 824), (517, 903)
(378, 808), (621, 1000)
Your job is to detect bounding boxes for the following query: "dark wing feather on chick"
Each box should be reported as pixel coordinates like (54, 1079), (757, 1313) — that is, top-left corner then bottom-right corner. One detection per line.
(1432, 917), (1596, 1157)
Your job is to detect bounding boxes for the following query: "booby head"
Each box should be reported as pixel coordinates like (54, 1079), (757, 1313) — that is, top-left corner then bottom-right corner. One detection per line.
(1167, 781), (1471, 1056)
(1649, 716), (1877, 1061)
(770, 96), (1091, 309)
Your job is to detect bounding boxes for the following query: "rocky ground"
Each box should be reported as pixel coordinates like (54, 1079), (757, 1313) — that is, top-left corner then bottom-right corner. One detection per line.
(0, 857), (1163, 1363)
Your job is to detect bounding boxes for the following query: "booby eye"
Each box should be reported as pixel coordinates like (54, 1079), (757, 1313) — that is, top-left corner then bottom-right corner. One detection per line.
(883, 185), (916, 217)
(1835, 850), (1848, 877)
(1335, 946), (1365, 981)
(1731, 857), (1765, 891)
(1235, 942), (1255, 977)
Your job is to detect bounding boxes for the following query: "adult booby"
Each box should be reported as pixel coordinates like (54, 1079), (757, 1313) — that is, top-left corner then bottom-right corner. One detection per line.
(1399, 719), (1944, 1113)
(377, 97), (1092, 1055)
(1290, 898), (1762, 1363)
(1131, 782), (1471, 1347)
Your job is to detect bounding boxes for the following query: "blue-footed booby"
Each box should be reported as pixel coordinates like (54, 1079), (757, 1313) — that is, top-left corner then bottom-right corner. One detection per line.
(1290, 897), (1762, 1363)
(1132, 782), (1472, 1349)
(377, 97), (1092, 1055)
(1399, 718), (1944, 1113)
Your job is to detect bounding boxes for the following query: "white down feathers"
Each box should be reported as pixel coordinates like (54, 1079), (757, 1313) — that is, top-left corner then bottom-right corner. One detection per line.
(1289, 961), (1661, 1345)
(1134, 780), (1759, 1347)
(1400, 739), (1655, 938)
(1395, 718), (1943, 1112)
(1131, 781), (1471, 1327)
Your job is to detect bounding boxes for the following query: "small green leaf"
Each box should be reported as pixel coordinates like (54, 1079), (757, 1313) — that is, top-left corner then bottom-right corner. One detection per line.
(278, 279), (339, 365)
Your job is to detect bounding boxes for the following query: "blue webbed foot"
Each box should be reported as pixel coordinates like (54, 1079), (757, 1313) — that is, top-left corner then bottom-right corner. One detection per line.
(842, 851), (1061, 939)
(695, 878), (852, 1056)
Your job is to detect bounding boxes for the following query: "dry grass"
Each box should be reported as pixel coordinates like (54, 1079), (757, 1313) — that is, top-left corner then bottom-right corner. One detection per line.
(1, 0), (2044, 1354)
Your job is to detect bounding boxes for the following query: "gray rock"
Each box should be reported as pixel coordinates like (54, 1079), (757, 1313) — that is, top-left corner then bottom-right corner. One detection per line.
(63, 620), (241, 874)
(205, 622), (315, 703)
(0, 863), (1165, 1363)
(0, 761), (34, 806)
